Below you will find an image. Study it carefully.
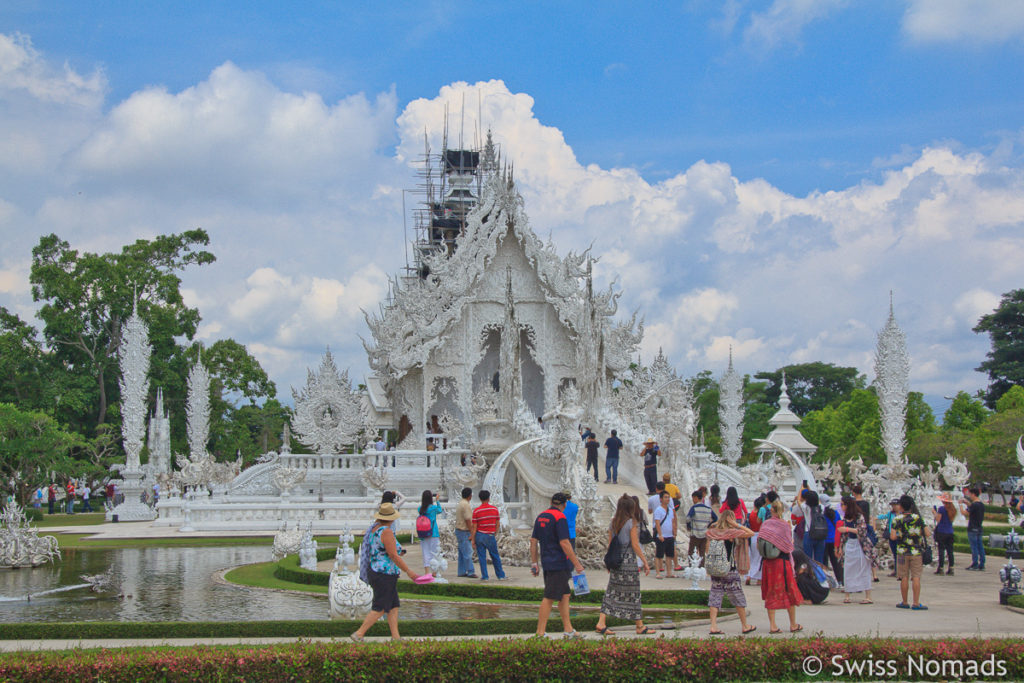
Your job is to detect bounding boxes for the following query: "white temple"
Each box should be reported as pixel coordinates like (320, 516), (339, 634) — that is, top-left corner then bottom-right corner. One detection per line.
(145, 135), (817, 534)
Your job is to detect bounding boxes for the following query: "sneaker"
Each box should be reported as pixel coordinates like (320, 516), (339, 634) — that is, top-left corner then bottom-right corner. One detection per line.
(562, 630), (584, 640)
(946, 568), (954, 575)
(934, 568), (944, 575)
(497, 576), (511, 581)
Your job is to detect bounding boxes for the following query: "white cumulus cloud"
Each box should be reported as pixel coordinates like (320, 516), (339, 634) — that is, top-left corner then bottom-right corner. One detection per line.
(903, 0), (1024, 44)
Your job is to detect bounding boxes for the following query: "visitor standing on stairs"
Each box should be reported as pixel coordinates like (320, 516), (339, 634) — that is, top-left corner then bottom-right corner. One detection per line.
(604, 430), (622, 484)
(584, 433), (600, 481)
(640, 438), (660, 494)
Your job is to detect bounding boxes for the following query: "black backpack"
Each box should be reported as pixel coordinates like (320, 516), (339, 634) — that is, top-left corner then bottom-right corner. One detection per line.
(604, 534), (624, 570)
(809, 506), (829, 541)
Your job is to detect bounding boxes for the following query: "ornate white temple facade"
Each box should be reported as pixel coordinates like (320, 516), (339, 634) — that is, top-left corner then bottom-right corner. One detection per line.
(148, 137), (816, 537)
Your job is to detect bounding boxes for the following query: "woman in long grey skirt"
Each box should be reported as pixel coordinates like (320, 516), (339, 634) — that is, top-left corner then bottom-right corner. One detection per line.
(837, 496), (875, 604)
(595, 495), (653, 635)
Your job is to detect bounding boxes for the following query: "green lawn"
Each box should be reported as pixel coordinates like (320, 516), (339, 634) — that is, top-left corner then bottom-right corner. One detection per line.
(224, 561), (710, 612)
(33, 512), (108, 527)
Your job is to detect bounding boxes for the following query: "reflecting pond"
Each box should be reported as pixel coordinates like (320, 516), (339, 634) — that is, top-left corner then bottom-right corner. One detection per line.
(0, 547), (542, 622)
(0, 547), (698, 623)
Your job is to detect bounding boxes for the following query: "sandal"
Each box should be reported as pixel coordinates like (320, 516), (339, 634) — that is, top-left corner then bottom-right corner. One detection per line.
(595, 626), (614, 636)
(860, 599), (873, 604)
(769, 628), (782, 634)
(349, 633), (364, 642)
(742, 625), (757, 634)
(709, 629), (724, 635)
(843, 596), (852, 604)
(636, 626), (656, 635)
(896, 602), (910, 609)
(790, 624), (803, 633)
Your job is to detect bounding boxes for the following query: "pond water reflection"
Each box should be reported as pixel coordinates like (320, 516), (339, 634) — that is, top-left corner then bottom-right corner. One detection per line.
(0, 547), (545, 622)
(0, 547), (698, 623)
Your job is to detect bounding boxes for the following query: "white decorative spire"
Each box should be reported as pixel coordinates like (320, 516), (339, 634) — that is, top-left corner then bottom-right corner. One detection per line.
(186, 360), (211, 459)
(778, 370), (791, 412)
(875, 293), (910, 464)
(119, 300), (151, 472)
(719, 346), (744, 466)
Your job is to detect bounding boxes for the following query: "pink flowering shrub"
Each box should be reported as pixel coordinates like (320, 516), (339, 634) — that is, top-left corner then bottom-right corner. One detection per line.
(0, 637), (1021, 681)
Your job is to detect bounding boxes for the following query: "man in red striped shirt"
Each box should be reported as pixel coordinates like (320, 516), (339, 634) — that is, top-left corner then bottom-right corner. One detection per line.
(470, 490), (506, 580)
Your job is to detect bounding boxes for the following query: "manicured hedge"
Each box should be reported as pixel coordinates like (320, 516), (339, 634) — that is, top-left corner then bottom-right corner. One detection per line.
(0, 615), (647, 641)
(1, 638), (1022, 682)
(1009, 594), (1024, 610)
(272, 554), (717, 605)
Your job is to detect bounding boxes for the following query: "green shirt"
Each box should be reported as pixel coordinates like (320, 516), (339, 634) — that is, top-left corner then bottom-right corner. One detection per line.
(893, 513), (926, 556)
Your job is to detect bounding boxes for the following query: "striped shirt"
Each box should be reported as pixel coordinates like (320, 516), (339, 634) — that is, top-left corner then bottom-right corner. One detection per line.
(472, 503), (500, 535)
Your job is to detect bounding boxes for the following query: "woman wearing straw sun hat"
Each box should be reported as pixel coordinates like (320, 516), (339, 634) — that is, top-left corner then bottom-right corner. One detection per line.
(351, 502), (423, 642)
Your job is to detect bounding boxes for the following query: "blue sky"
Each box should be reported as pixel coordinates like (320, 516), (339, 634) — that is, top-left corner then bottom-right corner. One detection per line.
(2, 1), (1024, 416)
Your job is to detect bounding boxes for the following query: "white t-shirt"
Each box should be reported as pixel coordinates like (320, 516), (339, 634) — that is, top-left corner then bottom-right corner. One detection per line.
(653, 505), (674, 538)
(648, 493), (661, 515)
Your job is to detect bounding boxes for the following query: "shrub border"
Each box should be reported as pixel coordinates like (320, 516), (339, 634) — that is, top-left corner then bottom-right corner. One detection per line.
(0, 638), (1022, 682)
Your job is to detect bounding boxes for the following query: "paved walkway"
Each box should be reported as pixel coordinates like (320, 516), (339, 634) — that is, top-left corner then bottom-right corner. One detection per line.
(12, 519), (1017, 652)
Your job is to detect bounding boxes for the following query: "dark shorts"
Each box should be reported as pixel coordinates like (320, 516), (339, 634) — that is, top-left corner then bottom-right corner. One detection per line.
(542, 569), (572, 601)
(655, 537), (676, 558)
(368, 567), (400, 612)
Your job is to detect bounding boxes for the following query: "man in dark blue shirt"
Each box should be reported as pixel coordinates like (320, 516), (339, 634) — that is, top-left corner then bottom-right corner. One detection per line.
(604, 430), (623, 484)
(584, 434), (600, 481)
(641, 437), (660, 494)
(530, 492), (585, 638)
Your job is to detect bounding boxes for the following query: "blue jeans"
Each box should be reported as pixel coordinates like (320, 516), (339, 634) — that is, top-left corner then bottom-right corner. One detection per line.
(605, 457), (618, 482)
(803, 533), (825, 565)
(475, 533), (505, 579)
(968, 529), (986, 568)
(455, 529), (475, 576)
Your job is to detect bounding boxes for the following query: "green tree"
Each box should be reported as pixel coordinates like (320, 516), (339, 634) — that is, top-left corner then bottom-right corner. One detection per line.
(0, 403), (79, 505)
(690, 370), (721, 455)
(739, 377), (773, 463)
(29, 231), (215, 433)
(192, 340), (277, 460)
(798, 388), (884, 465)
(974, 288), (1024, 408)
(755, 362), (866, 417)
(942, 391), (989, 432)
(0, 307), (45, 409)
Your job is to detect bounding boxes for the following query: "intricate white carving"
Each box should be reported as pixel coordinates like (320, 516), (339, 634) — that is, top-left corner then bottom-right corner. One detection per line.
(273, 522), (310, 560)
(186, 361), (211, 459)
(940, 453), (971, 490)
(0, 503), (60, 567)
(292, 349), (368, 454)
(119, 302), (150, 472)
(875, 297), (910, 464)
(329, 527), (372, 618)
(719, 348), (744, 466)
(271, 466), (307, 495)
(108, 302), (157, 522)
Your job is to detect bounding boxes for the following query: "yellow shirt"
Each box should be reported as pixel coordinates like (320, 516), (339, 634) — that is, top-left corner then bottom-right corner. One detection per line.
(665, 483), (681, 500)
(455, 498), (473, 531)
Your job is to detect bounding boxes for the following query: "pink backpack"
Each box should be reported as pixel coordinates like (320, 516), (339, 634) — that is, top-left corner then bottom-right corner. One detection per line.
(416, 514), (432, 538)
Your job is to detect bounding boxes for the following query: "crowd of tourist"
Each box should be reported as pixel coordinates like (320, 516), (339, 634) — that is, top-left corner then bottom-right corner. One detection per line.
(349, 428), (1011, 642)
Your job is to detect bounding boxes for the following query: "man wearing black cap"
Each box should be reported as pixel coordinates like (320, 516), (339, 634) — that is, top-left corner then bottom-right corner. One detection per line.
(530, 492), (585, 638)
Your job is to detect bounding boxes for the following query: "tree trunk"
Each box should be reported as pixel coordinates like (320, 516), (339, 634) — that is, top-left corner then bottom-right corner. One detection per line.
(97, 364), (107, 427)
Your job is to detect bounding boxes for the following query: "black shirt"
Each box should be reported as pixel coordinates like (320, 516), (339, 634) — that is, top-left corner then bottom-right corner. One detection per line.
(585, 441), (599, 458)
(967, 500), (985, 531)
